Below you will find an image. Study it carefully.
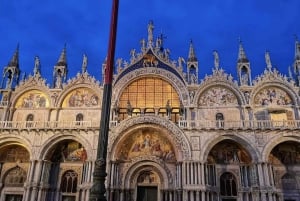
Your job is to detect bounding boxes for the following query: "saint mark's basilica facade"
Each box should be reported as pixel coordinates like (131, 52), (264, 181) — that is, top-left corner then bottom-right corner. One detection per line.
(1, 21), (300, 201)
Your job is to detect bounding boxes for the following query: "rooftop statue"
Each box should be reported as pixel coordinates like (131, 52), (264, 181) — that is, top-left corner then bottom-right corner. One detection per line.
(213, 50), (220, 70)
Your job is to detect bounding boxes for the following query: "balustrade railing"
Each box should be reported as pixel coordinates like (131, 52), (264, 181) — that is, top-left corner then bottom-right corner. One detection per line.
(178, 119), (300, 130)
(0, 119), (299, 130)
(0, 120), (96, 130)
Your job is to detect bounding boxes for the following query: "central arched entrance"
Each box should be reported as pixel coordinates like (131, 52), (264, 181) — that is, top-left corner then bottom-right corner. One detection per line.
(110, 124), (181, 201)
(136, 169), (160, 201)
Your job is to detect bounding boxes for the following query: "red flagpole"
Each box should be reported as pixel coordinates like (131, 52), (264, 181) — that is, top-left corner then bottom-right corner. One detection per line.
(89, 0), (119, 200)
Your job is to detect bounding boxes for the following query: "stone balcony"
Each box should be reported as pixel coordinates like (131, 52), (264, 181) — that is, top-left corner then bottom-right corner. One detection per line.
(178, 120), (300, 130)
(0, 121), (98, 130)
(0, 119), (299, 131)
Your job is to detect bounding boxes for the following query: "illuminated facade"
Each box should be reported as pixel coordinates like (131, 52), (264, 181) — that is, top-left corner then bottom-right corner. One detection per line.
(1, 21), (300, 201)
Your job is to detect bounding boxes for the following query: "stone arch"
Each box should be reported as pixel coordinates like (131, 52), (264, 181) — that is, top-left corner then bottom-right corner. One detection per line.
(1, 166), (27, 186)
(0, 135), (32, 159)
(109, 116), (191, 161)
(121, 157), (173, 189)
(261, 134), (300, 162)
(39, 134), (92, 161)
(200, 134), (259, 163)
(195, 82), (245, 107)
(112, 69), (189, 106)
(251, 82), (298, 107)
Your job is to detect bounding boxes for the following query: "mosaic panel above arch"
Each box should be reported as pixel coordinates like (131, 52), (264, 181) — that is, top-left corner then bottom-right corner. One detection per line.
(254, 87), (292, 106)
(62, 87), (100, 108)
(0, 145), (30, 163)
(207, 140), (252, 164)
(198, 86), (238, 107)
(15, 89), (50, 108)
(115, 128), (176, 162)
(45, 140), (87, 162)
(268, 141), (300, 165)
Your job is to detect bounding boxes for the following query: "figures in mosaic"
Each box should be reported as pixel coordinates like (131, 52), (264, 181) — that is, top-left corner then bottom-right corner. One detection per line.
(269, 142), (300, 165)
(117, 130), (176, 162)
(67, 89), (99, 107)
(207, 141), (251, 164)
(20, 92), (47, 108)
(254, 87), (292, 106)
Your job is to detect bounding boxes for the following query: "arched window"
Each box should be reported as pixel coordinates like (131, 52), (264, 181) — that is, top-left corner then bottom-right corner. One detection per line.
(26, 114), (34, 121)
(216, 113), (224, 128)
(76, 113), (84, 125)
(241, 66), (249, 85)
(4, 167), (27, 187)
(26, 114), (34, 127)
(60, 170), (78, 193)
(76, 113), (84, 121)
(220, 172), (237, 197)
(118, 77), (180, 122)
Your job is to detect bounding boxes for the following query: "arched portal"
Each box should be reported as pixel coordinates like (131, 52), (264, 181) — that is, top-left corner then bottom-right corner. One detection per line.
(43, 139), (87, 201)
(206, 139), (252, 201)
(110, 126), (179, 201)
(268, 141), (300, 200)
(0, 144), (30, 201)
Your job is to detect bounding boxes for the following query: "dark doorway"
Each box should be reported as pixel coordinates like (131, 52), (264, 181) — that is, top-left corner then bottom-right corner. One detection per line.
(137, 186), (158, 201)
(5, 194), (23, 201)
(62, 195), (76, 201)
(222, 199), (236, 201)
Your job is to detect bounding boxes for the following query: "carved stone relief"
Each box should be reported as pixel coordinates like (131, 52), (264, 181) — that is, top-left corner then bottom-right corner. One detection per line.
(254, 87), (292, 106)
(198, 87), (238, 106)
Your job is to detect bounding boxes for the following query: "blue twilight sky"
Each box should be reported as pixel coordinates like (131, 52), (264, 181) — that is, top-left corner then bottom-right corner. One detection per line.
(0, 0), (300, 84)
